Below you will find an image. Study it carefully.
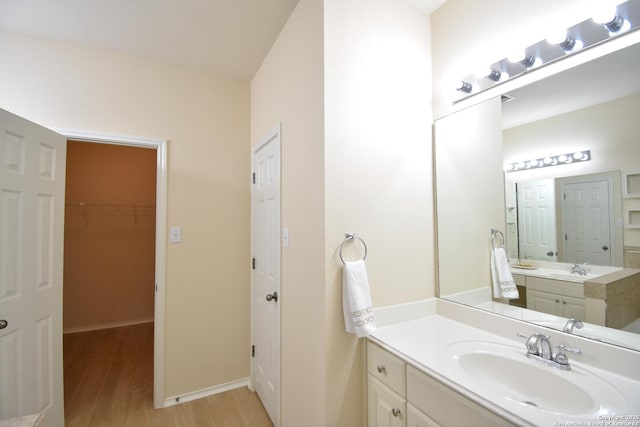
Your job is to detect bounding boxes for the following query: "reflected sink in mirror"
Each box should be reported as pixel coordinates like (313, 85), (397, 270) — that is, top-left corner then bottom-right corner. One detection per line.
(546, 272), (600, 283)
(444, 340), (628, 416)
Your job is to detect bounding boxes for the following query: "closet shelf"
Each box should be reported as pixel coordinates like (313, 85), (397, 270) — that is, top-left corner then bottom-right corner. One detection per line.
(66, 201), (155, 209)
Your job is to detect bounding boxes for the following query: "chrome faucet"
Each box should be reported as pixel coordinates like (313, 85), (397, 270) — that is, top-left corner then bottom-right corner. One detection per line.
(568, 262), (590, 276)
(518, 333), (582, 370)
(563, 318), (584, 333)
(524, 333), (553, 360)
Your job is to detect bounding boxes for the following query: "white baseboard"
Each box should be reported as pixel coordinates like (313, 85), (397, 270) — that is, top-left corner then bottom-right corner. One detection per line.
(63, 317), (154, 334)
(163, 378), (250, 408)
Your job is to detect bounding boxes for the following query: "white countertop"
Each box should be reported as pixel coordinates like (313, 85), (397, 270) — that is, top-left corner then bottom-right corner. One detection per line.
(369, 301), (640, 427)
(510, 260), (622, 283)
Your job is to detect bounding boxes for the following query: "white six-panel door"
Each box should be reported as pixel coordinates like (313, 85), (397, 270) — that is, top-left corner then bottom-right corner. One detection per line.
(517, 179), (557, 261)
(561, 179), (612, 265)
(0, 109), (65, 425)
(251, 129), (281, 427)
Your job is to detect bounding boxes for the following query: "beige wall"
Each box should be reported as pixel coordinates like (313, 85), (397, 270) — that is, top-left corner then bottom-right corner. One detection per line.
(324, 0), (433, 425)
(251, 0), (327, 424)
(64, 141), (156, 331)
(252, 0), (434, 425)
(503, 93), (640, 175)
(0, 31), (251, 398)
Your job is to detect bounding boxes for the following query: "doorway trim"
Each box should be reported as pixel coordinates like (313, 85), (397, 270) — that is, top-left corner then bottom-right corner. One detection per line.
(56, 128), (167, 409)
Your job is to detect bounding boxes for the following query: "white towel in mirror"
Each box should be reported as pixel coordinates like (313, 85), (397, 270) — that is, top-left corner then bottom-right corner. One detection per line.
(491, 247), (519, 299)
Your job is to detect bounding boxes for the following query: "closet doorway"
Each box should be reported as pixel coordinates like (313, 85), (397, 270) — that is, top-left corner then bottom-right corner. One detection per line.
(59, 132), (167, 414)
(64, 140), (156, 333)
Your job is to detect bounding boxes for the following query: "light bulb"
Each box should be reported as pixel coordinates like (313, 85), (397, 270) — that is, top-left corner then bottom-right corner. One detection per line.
(547, 29), (577, 51)
(456, 80), (473, 93)
(508, 51), (537, 67)
(475, 67), (501, 81)
(547, 29), (569, 45)
(593, 5), (625, 32)
(593, 6), (618, 24)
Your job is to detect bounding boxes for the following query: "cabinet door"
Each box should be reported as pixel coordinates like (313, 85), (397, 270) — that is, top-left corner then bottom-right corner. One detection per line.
(561, 295), (586, 320)
(368, 375), (406, 427)
(407, 403), (440, 427)
(527, 289), (562, 316)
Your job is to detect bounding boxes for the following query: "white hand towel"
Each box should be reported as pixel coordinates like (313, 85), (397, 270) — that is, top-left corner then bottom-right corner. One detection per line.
(490, 247), (519, 299)
(342, 260), (376, 337)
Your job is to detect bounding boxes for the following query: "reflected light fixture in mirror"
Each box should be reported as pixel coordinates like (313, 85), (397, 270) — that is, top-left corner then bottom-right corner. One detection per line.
(505, 150), (591, 173)
(454, 0), (640, 100)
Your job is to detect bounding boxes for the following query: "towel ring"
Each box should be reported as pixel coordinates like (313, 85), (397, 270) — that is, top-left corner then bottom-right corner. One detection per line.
(339, 233), (368, 264)
(491, 228), (505, 250)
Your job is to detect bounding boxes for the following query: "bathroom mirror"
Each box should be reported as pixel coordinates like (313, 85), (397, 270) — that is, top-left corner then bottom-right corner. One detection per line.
(436, 40), (640, 351)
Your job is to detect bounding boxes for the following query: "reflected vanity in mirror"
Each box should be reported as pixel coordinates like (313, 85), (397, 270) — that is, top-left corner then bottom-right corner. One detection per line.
(435, 38), (640, 352)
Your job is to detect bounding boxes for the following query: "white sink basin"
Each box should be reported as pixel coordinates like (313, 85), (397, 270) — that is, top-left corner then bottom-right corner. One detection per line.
(445, 340), (628, 416)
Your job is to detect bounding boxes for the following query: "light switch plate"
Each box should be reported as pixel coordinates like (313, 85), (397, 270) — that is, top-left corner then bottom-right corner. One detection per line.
(169, 226), (182, 243)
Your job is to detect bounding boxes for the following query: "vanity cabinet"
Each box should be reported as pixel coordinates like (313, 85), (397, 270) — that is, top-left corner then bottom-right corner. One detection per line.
(367, 342), (511, 427)
(367, 342), (407, 427)
(527, 289), (586, 319)
(524, 276), (586, 320)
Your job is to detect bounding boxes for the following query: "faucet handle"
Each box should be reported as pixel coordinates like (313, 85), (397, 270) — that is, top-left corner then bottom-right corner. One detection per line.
(554, 344), (582, 365)
(556, 344), (582, 355)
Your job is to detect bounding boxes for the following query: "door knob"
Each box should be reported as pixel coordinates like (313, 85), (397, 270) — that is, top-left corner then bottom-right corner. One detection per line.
(602, 245), (609, 251)
(266, 292), (278, 302)
(0, 319), (7, 330)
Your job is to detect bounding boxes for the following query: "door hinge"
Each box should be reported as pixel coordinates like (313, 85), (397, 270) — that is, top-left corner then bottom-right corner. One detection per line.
(565, 234), (568, 240)
(252, 258), (255, 270)
(251, 345), (255, 357)
(252, 172), (255, 184)
(155, 284), (158, 292)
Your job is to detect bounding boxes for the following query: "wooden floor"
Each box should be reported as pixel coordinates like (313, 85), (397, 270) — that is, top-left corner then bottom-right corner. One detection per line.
(63, 323), (273, 427)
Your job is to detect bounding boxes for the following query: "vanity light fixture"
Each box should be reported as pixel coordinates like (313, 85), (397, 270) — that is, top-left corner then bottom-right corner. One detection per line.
(505, 150), (591, 173)
(454, 0), (640, 101)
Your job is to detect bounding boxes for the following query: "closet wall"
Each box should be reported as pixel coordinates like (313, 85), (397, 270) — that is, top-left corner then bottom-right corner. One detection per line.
(63, 140), (157, 333)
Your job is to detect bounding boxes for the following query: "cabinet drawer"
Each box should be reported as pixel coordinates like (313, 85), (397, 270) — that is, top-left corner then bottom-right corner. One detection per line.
(406, 366), (513, 427)
(367, 342), (406, 397)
